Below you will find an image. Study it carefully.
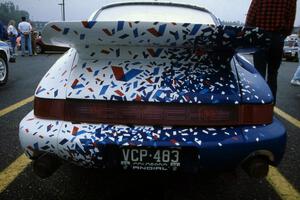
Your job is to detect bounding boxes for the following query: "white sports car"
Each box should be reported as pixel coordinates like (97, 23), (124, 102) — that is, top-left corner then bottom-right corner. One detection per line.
(19, 2), (286, 179)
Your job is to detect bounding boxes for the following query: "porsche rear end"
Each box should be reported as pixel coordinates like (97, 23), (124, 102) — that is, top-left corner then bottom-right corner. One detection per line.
(19, 2), (286, 178)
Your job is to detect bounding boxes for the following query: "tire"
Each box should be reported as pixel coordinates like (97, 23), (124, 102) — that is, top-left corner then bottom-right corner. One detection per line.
(35, 44), (43, 54)
(0, 57), (8, 86)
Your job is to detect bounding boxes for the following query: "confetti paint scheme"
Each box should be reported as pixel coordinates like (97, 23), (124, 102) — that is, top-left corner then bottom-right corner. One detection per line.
(19, 2), (286, 172)
(36, 21), (273, 104)
(20, 111), (285, 169)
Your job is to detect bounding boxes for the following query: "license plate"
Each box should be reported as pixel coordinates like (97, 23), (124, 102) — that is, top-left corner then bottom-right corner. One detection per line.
(120, 148), (181, 171)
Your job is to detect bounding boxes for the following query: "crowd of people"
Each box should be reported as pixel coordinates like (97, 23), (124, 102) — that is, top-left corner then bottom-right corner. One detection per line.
(0, 17), (38, 57)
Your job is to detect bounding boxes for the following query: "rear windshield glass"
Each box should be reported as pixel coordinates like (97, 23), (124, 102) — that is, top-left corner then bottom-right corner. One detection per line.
(94, 5), (216, 25)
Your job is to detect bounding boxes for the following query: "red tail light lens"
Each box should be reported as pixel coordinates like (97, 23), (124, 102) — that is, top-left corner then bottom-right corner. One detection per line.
(34, 97), (273, 126)
(34, 98), (64, 119)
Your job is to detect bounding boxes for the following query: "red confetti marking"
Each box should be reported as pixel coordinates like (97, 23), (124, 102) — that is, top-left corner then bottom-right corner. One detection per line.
(135, 95), (142, 101)
(170, 139), (177, 144)
(51, 25), (62, 32)
(146, 77), (153, 84)
(25, 129), (29, 133)
(86, 67), (93, 72)
(71, 79), (79, 88)
(204, 80), (211, 86)
(194, 48), (206, 56)
(114, 90), (124, 96)
(112, 66), (125, 81)
(101, 49), (110, 54)
(184, 95), (190, 101)
(81, 21), (89, 28)
(147, 48), (156, 57)
(147, 28), (161, 37)
(71, 127), (79, 136)
(88, 88), (94, 92)
(102, 29), (112, 36)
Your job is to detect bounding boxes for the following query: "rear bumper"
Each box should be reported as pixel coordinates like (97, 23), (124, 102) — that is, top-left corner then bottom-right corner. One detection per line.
(19, 111), (286, 171)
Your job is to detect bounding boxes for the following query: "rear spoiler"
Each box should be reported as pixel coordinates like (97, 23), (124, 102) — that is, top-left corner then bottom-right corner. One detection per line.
(42, 21), (269, 55)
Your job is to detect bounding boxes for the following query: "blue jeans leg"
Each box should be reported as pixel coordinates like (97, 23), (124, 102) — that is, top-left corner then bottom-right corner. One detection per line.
(26, 34), (32, 55)
(254, 49), (267, 79)
(9, 36), (16, 54)
(21, 34), (26, 55)
(253, 33), (285, 104)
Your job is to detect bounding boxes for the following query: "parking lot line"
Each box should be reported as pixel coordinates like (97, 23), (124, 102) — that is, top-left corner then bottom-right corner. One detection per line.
(267, 166), (300, 200)
(274, 107), (300, 129)
(0, 96), (34, 118)
(0, 154), (31, 193)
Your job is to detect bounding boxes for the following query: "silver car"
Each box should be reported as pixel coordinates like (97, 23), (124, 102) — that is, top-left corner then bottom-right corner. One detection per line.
(283, 37), (299, 62)
(0, 41), (12, 85)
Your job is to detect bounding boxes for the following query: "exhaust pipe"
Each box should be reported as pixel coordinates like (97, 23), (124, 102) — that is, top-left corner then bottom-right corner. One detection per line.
(242, 156), (269, 179)
(33, 154), (61, 179)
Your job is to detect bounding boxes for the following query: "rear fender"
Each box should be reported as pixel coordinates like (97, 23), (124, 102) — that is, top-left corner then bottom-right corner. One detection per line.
(35, 49), (78, 99)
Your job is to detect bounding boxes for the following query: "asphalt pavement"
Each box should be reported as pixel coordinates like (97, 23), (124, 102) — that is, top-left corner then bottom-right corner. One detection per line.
(0, 53), (299, 200)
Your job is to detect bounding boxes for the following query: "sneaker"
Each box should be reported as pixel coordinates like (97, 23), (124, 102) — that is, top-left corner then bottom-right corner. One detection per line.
(291, 79), (300, 86)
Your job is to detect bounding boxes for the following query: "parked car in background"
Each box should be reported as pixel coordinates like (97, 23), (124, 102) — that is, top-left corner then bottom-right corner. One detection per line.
(0, 40), (14, 85)
(283, 35), (299, 62)
(35, 35), (69, 54)
(16, 34), (69, 54)
(19, 2), (286, 179)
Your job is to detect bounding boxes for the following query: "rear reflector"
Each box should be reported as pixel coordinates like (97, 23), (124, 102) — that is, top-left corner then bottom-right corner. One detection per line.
(34, 97), (273, 126)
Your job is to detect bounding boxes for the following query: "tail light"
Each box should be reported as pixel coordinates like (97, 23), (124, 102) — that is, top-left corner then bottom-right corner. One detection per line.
(34, 97), (273, 126)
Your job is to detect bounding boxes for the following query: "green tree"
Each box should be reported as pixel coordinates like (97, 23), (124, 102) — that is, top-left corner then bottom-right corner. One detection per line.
(0, 1), (30, 25)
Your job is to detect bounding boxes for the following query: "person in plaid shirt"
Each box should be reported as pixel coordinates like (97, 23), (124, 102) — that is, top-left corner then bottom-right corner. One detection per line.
(245, 0), (297, 104)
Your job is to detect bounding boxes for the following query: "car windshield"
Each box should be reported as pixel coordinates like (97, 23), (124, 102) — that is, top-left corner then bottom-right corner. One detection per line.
(284, 40), (298, 47)
(93, 4), (216, 25)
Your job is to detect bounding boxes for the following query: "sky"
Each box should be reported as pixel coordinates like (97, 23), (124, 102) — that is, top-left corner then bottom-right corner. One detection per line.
(3, 0), (300, 26)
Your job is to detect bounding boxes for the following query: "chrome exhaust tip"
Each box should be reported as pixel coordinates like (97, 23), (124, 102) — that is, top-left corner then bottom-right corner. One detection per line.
(33, 154), (61, 179)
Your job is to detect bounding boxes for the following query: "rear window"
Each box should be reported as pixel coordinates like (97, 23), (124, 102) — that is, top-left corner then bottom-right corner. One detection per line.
(94, 4), (216, 25)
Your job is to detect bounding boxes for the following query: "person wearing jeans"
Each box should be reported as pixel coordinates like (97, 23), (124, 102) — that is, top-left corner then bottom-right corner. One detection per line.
(20, 32), (32, 56)
(245, 0), (296, 104)
(253, 33), (286, 100)
(18, 16), (32, 56)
